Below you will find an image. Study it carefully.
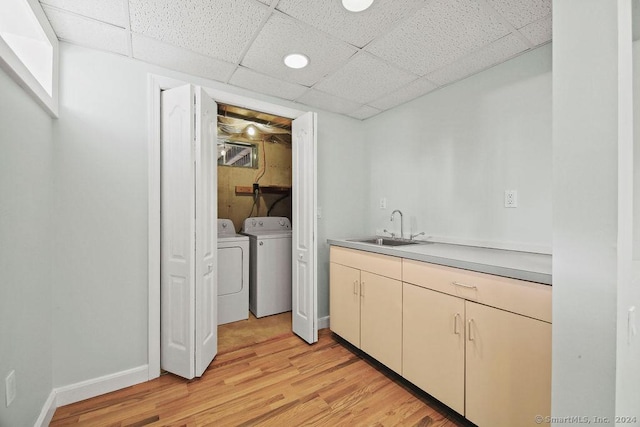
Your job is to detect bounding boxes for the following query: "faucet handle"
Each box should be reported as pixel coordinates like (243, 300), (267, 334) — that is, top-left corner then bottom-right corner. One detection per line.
(383, 229), (396, 238)
(410, 231), (426, 240)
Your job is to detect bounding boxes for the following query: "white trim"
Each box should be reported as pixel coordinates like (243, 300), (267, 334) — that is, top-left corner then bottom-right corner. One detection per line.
(317, 316), (330, 330)
(34, 390), (56, 427)
(0, 0), (59, 117)
(54, 365), (148, 407)
(147, 73), (310, 379)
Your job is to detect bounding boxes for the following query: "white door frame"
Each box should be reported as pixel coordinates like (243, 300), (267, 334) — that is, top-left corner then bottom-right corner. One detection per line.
(147, 73), (313, 379)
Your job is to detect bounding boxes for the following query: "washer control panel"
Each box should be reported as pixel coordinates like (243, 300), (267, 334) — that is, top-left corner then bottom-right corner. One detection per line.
(242, 216), (291, 233)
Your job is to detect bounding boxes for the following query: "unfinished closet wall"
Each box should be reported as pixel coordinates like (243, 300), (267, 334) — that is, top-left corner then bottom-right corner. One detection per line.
(217, 105), (292, 232)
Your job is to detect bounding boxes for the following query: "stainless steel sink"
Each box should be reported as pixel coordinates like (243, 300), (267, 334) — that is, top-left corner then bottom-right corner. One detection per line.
(348, 237), (424, 247)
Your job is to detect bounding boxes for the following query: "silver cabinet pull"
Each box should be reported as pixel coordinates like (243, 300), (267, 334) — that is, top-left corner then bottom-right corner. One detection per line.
(468, 319), (475, 341)
(353, 280), (358, 295)
(454, 313), (461, 335)
(452, 281), (477, 290)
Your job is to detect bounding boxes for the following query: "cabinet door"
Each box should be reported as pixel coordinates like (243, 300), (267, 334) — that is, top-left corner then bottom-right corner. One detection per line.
(360, 271), (402, 373)
(329, 262), (361, 347)
(465, 301), (551, 427)
(402, 283), (465, 414)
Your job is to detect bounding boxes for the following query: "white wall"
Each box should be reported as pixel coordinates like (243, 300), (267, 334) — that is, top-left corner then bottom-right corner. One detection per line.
(552, 1), (623, 423)
(51, 42), (365, 388)
(52, 44), (150, 387)
(0, 67), (53, 426)
(363, 45), (552, 254)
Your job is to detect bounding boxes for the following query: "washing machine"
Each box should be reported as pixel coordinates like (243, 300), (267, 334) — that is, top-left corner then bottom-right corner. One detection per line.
(217, 219), (249, 325)
(241, 217), (292, 318)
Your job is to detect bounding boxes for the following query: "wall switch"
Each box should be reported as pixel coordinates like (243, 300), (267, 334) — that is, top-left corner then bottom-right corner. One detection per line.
(379, 197), (387, 209)
(504, 190), (518, 208)
(317, 206), (323, 219)
(5, 370), (16, 407)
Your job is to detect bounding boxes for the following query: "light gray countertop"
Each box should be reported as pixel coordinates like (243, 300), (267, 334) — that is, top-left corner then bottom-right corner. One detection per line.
(327, 237), (552, 285)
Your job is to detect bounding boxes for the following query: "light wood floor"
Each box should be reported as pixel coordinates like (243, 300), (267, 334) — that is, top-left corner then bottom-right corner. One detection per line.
(218, 311), (292, 355)
(51, 328), (469, 426)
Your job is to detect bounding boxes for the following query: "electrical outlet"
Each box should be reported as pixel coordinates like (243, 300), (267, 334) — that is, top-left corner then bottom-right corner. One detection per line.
(504, 190), (518, 208)
(5, 370), (16, 407)
(317, 206), (323, 219)
(379, 197), (387, 209)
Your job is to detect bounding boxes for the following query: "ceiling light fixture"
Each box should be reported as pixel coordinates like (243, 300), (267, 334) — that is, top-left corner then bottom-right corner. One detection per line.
(283, 53), (309, 69)
(341, 0), (374, 12)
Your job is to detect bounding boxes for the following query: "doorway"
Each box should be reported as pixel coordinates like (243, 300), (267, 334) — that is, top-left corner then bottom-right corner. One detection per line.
(216, 102), (294, 354)
(147, 74), (318, 380)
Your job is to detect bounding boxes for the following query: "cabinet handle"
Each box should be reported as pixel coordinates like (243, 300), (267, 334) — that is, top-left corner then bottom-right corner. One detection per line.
(454, 313), (461, 335)
(468, 319), (475, 341)
(361, 281), (365, 298)
(353, 280), (358, 295)
(452, 281), (477, 290)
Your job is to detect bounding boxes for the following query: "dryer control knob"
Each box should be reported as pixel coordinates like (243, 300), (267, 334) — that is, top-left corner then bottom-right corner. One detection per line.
(251, 219), (256, 226)
(259, 221), (264, 226)
(259, 241), (264, 246)
(279, 219), (285, 226)
(222, 223), (227, 228)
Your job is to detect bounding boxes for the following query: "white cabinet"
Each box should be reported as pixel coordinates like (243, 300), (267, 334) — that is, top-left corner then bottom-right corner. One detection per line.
(329, 246), (402, 373)
(402, 258), (552, 427)
(403, 283), (465, 414)
(329, 262), (361, 347)
(329, 245), (553, 427)
(465, 301), (551, 427)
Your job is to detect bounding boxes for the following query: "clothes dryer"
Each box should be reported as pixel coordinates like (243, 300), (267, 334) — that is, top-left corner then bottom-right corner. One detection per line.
(217, 219), (249, 325)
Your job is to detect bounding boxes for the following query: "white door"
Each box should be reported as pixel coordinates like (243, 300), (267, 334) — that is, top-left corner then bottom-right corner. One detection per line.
(161, 84), (218, 379)
(194, 87), (218, 376)
(291, 111), (318, 344)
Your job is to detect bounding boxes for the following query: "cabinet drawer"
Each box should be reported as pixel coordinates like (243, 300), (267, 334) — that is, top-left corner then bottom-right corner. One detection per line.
(402, 259), (551, 323)
(330, 246), (401, 280)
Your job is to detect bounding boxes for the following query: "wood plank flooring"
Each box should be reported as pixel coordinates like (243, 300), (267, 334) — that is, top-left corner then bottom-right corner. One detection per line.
(51, 329), (469, 426)
(217, 312), (292, 355)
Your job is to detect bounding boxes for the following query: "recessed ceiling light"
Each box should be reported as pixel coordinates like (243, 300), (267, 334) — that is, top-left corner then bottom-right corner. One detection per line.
(284, 53), (309, 69)
(341, 0), (374, 12)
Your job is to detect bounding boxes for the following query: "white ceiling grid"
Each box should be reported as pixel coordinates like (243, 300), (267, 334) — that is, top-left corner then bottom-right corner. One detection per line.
(38, 0), (552, 120)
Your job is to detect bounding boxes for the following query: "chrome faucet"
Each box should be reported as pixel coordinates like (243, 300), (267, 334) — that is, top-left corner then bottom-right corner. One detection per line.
(390, 209), (403, 239)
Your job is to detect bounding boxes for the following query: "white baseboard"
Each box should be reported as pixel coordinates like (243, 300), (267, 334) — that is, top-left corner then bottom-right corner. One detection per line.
(317, 315), (329, 330)
(54, 365), (148, 407)
(34, 390), (56, 427)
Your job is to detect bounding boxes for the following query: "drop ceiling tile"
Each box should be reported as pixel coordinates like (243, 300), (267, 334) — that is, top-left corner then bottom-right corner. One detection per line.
(229, 66), (309, 100)
(39, 0), (127, 27)
(314, 52), (418, 104)
(241, 11), (358, 87)
(131, 34), (237, 82)
(365, 0), (511, 76)
(368, 77), (438, 111)
(42, 6), (128, 56)
(519, 15), (552, 46)
(275, 0), (427, 48)
(485, 0), (551, 29)
(129, 0), (269, 63)
(426, 33), (529, 86)
(348, 105), (382, 120)
(296, 89), (362, 115)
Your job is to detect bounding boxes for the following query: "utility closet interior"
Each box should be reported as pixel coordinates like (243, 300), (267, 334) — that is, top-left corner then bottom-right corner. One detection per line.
(217, 103), (293, 232)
